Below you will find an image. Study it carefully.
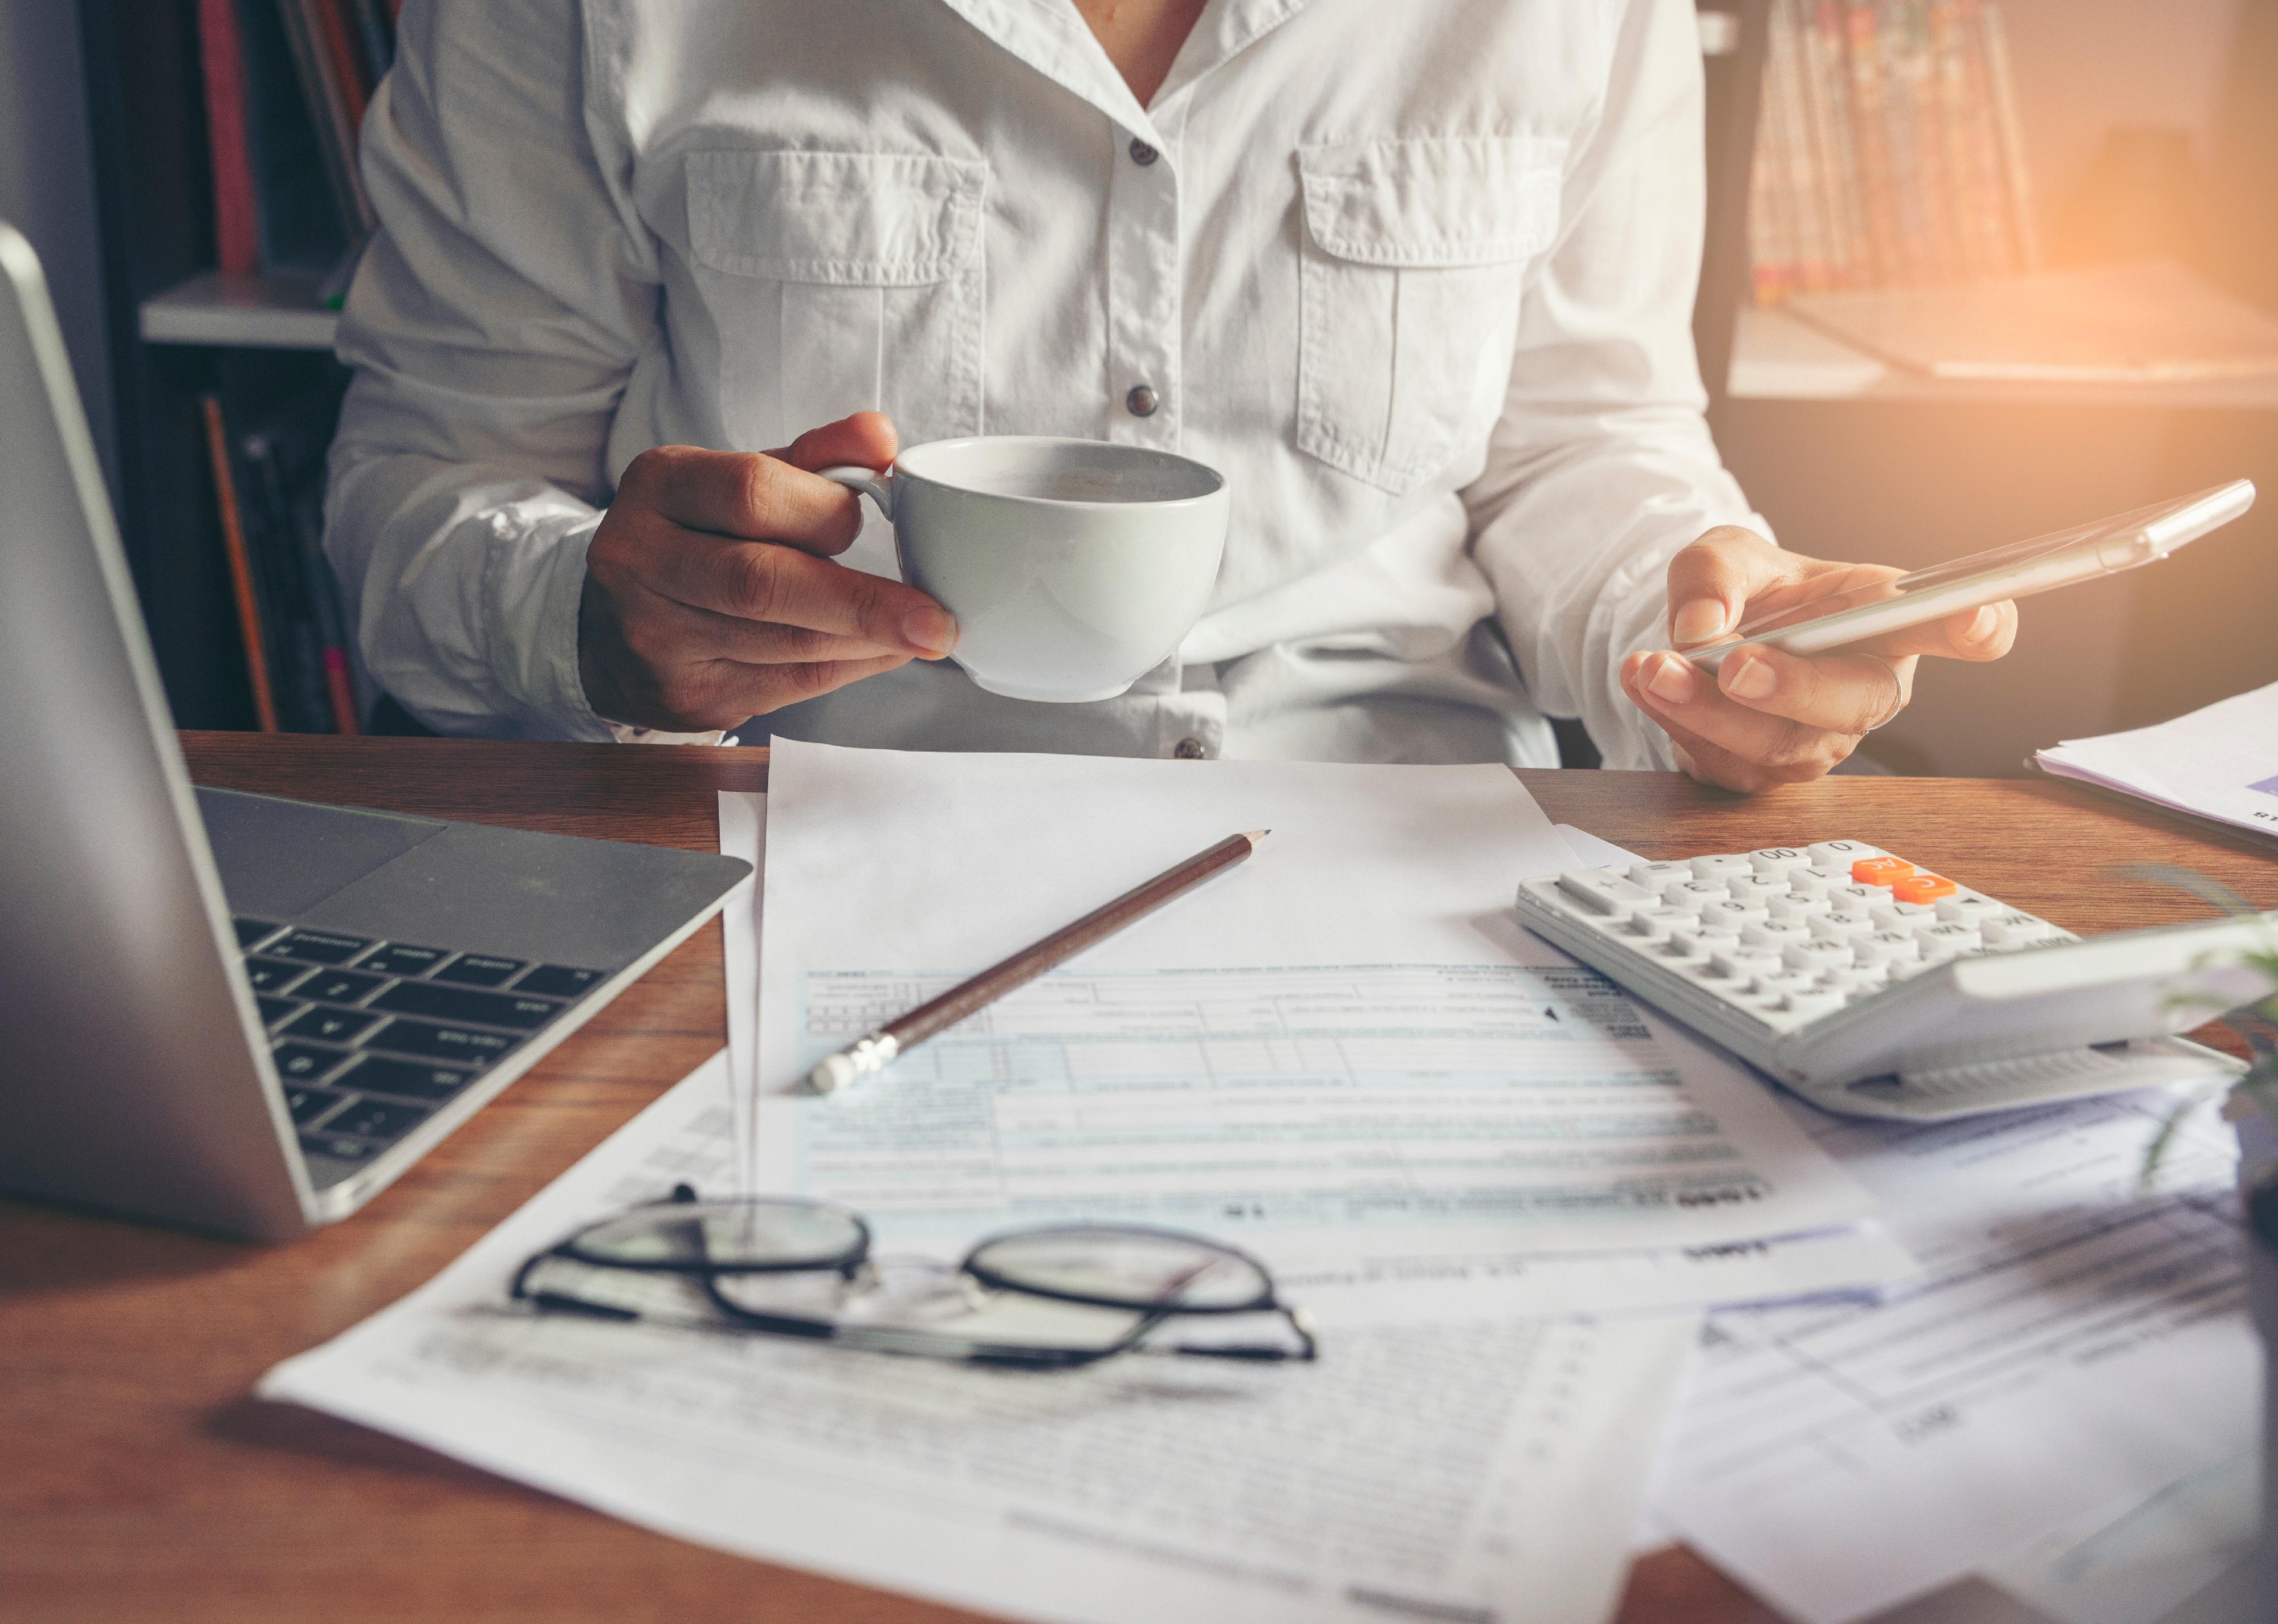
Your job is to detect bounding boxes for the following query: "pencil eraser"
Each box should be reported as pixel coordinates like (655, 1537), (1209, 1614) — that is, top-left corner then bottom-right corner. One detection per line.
(808, 1054), (859, 1095)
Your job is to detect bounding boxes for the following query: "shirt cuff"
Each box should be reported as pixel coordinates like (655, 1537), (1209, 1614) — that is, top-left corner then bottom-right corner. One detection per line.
(483, 509), (615, 742)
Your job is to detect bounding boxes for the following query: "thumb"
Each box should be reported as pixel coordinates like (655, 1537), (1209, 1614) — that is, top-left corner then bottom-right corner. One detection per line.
(1664, 526), (1796, 648)
(767, 411), (900, 475)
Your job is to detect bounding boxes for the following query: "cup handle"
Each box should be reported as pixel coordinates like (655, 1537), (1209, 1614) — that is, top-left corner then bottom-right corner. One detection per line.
(816, 464), (895, 521)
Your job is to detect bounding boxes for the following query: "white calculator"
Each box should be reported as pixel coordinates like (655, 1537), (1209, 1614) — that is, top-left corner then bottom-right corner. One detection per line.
(1516, 841), (2272, 1121)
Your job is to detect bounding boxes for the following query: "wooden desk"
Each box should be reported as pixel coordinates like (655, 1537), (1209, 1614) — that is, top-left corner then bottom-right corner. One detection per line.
(7, 734), (2274, 1624)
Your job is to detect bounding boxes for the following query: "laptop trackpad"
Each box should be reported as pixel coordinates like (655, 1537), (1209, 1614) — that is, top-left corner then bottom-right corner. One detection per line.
(199, 787), (444, 919)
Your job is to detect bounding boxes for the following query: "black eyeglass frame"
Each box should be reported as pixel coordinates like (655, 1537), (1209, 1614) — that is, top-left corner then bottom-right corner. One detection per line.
(510, 1184), (1319, 1369)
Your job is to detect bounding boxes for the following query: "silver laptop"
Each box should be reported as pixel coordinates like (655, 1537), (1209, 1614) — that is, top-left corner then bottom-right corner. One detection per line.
(0, 223), (750, 1241)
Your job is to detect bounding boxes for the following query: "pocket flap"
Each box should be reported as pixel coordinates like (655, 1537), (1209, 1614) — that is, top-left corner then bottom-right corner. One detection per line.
(1297, 136), (1566, 268)
(688, 149), (987, 285)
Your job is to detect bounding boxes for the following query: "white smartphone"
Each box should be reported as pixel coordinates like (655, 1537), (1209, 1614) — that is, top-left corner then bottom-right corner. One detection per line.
(1684, 480), (2256, 672)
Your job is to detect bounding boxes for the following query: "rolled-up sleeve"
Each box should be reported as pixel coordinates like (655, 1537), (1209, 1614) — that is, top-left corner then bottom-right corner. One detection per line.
(1465, 0), (1769, 770)
(325, 0), (657, 739)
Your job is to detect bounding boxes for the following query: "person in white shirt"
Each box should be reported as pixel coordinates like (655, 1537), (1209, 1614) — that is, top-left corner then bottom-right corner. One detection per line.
(327, 0), (2015, 789)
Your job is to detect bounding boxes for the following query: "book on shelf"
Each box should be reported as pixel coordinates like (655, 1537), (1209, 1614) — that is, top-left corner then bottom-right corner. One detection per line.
(201, 386), (363, 735)
(1749, 0), (2039, 302)
(193, 0), (393, 293)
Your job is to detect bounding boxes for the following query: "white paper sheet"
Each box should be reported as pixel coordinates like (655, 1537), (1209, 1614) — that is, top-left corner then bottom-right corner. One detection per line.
(261, 1052), (1700, 1624)
(1654, 1088), (2257, 1624)
(1979, 1448), (2263, 1624)
(722, 796), (1911, 1325)
(751, 744), (1876, 1276)
(2035, 679), (2278, 843)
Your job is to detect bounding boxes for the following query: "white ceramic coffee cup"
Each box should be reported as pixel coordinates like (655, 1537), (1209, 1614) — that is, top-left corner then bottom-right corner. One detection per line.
(817, 436), (1228, 704)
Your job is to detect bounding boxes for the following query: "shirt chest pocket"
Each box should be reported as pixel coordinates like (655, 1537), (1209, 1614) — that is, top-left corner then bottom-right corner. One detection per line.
(686, 149), (988, 452)
(1295, 136), (1566, 495)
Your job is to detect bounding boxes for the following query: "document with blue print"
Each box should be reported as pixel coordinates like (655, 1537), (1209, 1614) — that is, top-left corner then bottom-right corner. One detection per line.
(262, 1052), (1701, 1624)
(751, 742), (1878, 1283)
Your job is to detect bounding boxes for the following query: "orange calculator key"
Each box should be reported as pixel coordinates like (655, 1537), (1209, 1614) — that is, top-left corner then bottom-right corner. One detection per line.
(1851, 857), (1915, 886)
(1890, 872), (1958, 904)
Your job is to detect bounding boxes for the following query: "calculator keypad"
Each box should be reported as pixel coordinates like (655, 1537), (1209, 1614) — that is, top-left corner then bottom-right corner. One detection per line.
(1534, 844), (2075, 1030)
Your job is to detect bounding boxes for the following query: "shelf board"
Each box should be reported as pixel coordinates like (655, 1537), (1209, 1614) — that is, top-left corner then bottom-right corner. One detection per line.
(139, 270), (339, 350)
(1727, 305), (2278, 409)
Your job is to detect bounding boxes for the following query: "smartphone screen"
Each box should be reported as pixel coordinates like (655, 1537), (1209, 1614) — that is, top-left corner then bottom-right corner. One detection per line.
(1685, 481), (2254, 669)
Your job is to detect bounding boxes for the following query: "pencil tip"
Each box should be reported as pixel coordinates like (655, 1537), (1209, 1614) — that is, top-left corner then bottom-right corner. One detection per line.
(1245, 829), (1271, 843)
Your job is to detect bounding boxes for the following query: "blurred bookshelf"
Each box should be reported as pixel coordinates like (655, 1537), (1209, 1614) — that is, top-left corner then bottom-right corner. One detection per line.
(140, 268), (339, 350)
(1708, 0), (2278, 777)
(84, 0), (386, 732)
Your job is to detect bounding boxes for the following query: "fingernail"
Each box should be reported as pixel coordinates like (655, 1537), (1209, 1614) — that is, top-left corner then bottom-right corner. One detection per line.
(1724, 655), (1776, 701)
(903, 606), (957, 655)
(1646, 653), (1696, 705)
(1966, 604), (1998, 643)
(1672, 599), (1729, 648)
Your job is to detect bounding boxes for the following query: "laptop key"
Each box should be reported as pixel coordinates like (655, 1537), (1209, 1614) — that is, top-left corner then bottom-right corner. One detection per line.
(255, 995), (303, 1029)
(358, 942), (449, 977)
(271, 928), (374, 965)
(295, 967), (388, 1006)
(234, 917), (283, 949)
(271, 1041), (351, 1082)
(280, 1006), (383, 1045)
(341, 1055), (476, 1103)
(432, 953), (524, 989)
(243, 957), (315, 994)
(370, 1018), (518, 1066)
(371, 981), (560, 1030)
(516, 964), (605, 999)
(323, 1096), (430, 1142)
(283, 1086), (349, 1127)
(299, 1132), (380, 1169)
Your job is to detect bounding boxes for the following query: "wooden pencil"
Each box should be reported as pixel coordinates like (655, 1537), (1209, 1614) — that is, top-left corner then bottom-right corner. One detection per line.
(805, 830), (1269, 1095)
(201, 394), (279, 732)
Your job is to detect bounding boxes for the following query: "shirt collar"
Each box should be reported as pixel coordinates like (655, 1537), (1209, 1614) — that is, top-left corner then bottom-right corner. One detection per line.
(930, 0), (1318, 147)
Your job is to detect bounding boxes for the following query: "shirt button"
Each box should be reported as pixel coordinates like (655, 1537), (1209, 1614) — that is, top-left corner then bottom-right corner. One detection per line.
(1173, 737), (1206, 760)
(1126, 384), (1159, 418)
(1128, 138), (1159, 167)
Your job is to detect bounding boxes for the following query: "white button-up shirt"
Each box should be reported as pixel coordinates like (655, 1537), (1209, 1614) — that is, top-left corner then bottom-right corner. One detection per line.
(328, 0), (1766, 767)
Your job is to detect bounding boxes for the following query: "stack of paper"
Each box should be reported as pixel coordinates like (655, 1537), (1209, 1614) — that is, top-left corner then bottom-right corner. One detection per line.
(2035, 680), (2278, 843)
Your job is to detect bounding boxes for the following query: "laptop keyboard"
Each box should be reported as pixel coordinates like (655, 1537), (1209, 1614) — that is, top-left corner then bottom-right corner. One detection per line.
(233, 918), (606, 1179)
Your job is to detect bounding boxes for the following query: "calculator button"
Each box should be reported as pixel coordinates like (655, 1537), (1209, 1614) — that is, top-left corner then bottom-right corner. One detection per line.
(1660, 881), (1730, 914)
(1725, 875), (1790, 907)
(1679, 926), (1743, 958)
(1741, 920), (1812, 952)
(1826, 883), (1886, 911)
(1808, 840), (1880, 873)
(1766, 892), (1829, 925)
(1747, 848), (1811, 877)
(1711, 946), (1783, 980)
(1786, 869), (1839, 899)
(1890, 873), (1958, 905)
(1809, 912), (1874, 942)
(1555, 871), (1653, 916)
(1934, 892), (2004, 924)
(1869, 901), (1937, 931)
(1918, 923), (1982, 952)
(1980, 912), (2058, 948)
(1623, 908), (1693, 943)
(1689, 854), (1755, 882)
(1782, 991), (1847, 1021)
(1852, 857), (1916, 886)
(1627, 862), (1693, 889)
(1856, 931), (1922, 966)
(1783, 941), (1853, 976)
(1700, 899), (1767, 933)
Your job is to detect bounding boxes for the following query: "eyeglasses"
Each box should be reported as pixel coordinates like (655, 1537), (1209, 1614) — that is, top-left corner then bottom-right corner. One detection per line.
(511, 1184), (1318, 1369)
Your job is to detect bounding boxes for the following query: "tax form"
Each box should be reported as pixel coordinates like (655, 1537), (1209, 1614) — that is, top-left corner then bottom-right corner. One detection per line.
(260, 1052), (1701, 1624)
(1652, 1088), (2256, 1624)
(748, 743), (1877, 1281)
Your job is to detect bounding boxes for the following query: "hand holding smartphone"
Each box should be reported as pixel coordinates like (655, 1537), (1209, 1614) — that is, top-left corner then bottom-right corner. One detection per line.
(1683, 480), (2256, 672)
